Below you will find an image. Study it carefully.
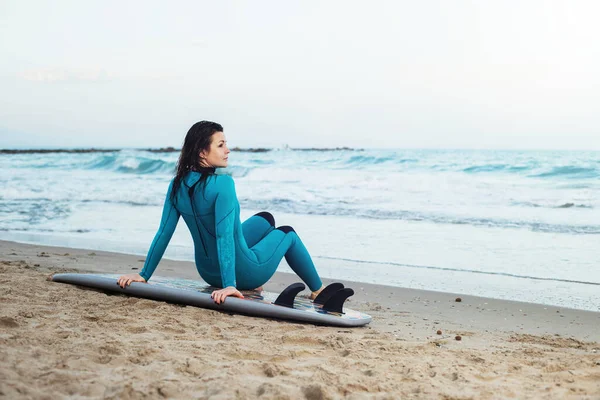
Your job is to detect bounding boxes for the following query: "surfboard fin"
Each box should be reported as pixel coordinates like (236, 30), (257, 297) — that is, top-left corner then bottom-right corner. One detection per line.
(322, 288), (354, 314)
(274, 282), (306, 308)
(313, 282), (345, 305)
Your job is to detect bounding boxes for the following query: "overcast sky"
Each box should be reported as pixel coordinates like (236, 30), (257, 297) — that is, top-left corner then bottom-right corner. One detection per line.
(1, 0), (599, 150)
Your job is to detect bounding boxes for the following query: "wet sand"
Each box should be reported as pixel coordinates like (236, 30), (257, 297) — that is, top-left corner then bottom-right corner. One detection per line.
(1, 240), (599, 399)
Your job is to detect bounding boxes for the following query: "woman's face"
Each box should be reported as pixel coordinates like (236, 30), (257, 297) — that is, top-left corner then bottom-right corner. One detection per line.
(200, 131), (230, 168)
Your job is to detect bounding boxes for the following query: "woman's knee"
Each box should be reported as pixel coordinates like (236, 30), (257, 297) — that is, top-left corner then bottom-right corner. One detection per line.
(276, 225), (295, 234)
(254, 211), (275, 227)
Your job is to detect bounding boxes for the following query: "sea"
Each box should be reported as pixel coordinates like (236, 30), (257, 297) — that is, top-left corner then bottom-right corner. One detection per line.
(1, 148), (599, 311)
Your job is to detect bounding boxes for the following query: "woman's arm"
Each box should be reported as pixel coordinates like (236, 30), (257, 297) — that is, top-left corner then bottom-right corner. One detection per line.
(212, 176), (245, 304)
(133, 180), (181, 284)
(214, 175), (238, 289)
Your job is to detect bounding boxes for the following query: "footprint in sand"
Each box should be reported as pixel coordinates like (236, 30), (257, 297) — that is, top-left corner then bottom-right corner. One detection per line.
(126, 326), (148, 334)
(262, 362), (289, 377)
(0, 317), (19, 328)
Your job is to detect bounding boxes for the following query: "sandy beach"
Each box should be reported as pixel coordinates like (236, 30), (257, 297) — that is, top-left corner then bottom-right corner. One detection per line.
(1, 239), (599, 399)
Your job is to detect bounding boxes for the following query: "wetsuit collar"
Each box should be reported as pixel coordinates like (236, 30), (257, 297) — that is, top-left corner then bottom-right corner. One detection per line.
(191, 166), (216, 174)
(183, 167), (216, 188)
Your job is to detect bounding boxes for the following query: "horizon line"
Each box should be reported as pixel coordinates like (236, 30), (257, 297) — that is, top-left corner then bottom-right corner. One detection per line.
(1, 146), (599, 153)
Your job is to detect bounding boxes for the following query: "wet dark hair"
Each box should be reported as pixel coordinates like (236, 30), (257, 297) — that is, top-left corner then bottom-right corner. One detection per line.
(170, 120), (224, 203)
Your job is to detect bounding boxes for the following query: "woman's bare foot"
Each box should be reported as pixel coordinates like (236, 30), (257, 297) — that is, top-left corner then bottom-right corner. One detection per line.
(309, 285), (324, 300)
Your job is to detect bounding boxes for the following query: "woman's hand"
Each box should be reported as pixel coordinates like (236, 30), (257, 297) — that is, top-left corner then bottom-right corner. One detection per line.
(211, 286), (244, 305)
(117, 273), (146, 288)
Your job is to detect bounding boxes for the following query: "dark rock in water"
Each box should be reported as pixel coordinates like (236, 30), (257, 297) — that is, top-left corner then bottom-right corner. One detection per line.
(144, 147), (179, 153)
(558, 203), (575, 208)
(230, 147), (272, 153)
(292, 147), (363, 151)
(0, 148), (120, 154)
(1, 146), (363, 154)
(556, 202), (593, 209)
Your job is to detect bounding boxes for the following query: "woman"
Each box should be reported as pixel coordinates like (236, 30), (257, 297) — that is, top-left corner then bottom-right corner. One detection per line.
(117, 121), (323, 305)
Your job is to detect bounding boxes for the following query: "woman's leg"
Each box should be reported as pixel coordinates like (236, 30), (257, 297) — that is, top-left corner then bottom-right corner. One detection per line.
(247, 225), (323, 292)
(241, 212), (275, 248)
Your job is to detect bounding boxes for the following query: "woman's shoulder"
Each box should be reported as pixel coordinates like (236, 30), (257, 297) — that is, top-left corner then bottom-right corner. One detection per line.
(212, 173), (235, 190)
(214, 173), (234, 183)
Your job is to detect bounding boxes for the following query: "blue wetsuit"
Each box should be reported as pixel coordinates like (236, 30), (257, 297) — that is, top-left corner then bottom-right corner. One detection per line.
(139, 171), (323, 291)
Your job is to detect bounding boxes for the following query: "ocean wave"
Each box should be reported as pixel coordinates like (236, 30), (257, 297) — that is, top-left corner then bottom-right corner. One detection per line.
(0, 199), (71, 227)
(2, 196), (163, 208)
(511, 201), (594, 209)
(532, 166), (599, 179)
(463, 164), (533, 173)
(463, 164), (510, 173)
(80, 199), (160, 207)
(0, 227), (92, 233)
(85, 155), (175, 175)
(319, 154), (419, 169)
(351, 155), (419, 165)
(79, 154), (252, 177)
(346, 155), (395, 165)
(242, 199), (600, 235)
(115, 158), (172, 174)
(557, 183), (593, 189)
(221, 166), (251, 178)
(6, 150), (598, 184)
(3, 193), (598, 236)
(446, 162), (598, 180)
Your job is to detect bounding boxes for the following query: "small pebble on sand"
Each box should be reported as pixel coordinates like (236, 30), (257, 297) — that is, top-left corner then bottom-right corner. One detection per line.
(455, 335), (462, 341)
(455, 298), (462, 302)
(436, 330), (442, 335)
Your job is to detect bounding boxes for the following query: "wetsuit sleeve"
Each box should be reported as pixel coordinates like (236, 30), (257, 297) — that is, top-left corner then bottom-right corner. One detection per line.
(214, 176), (237, 288)
(139, 181), (181, 281)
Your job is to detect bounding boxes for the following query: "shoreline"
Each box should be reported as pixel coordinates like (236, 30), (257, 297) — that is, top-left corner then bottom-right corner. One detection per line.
(2, 239), (600, 341)
(2, 239), (600, 398)
(4, 217), (599, 314)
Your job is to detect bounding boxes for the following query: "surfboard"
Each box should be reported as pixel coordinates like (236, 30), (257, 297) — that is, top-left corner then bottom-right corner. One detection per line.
(51, 273), (372, 327)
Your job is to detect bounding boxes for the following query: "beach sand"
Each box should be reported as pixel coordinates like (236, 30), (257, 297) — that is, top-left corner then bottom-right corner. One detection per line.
(1, 240), (599, 399)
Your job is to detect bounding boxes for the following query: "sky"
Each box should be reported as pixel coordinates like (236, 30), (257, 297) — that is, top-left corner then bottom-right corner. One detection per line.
(1, 0), (599, 150)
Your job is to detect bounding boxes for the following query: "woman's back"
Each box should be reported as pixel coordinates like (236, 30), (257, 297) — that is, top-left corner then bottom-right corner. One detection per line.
(172, 171), (246, 287)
